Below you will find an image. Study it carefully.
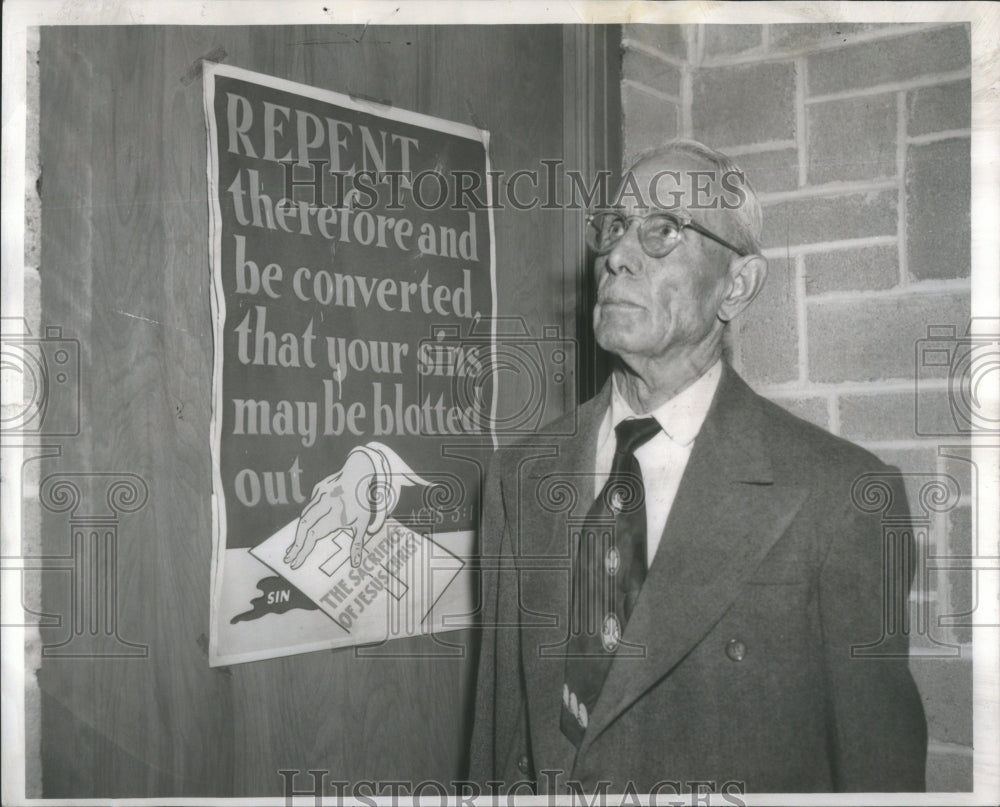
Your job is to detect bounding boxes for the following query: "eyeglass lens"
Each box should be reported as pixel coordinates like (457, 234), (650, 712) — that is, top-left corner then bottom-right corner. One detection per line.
(587, 212), (682, 256)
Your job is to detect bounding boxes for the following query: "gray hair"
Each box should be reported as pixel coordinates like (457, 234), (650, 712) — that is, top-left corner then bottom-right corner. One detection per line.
(631, 138), (764, 256)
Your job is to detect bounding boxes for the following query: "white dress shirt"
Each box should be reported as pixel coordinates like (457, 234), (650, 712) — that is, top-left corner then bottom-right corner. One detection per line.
(594, 360), (722, 562)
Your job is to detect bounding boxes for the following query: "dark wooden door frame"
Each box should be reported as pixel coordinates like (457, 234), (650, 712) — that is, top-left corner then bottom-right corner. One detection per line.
(563, 24), (621, 407)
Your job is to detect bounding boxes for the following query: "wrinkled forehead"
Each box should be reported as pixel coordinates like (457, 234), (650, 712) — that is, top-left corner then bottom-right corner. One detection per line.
(614, 152), (737, 215)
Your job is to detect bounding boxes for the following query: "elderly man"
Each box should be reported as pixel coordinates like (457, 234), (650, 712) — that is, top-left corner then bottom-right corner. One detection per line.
(468, 139), (927, 794)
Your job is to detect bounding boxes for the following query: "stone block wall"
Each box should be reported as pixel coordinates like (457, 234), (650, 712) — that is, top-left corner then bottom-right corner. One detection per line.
(622, 22), (973, 792)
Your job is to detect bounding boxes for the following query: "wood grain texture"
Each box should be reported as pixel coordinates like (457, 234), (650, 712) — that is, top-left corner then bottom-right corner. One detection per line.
(38, 24), (608, 796)
(40, 25), (235, 797)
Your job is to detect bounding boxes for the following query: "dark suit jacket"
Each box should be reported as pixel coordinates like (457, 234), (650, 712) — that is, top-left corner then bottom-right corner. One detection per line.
(469, 364), (927, 794)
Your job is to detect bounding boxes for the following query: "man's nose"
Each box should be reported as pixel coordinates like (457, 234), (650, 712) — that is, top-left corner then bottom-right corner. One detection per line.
(603, 223), (643, 276)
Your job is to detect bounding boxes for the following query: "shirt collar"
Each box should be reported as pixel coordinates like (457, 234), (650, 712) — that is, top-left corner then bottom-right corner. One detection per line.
(607, 359), (723, 447)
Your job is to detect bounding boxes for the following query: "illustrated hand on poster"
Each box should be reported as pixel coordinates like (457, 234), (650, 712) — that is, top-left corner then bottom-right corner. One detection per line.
(285, 442), (430, 569)
(240, 440), (466, 647)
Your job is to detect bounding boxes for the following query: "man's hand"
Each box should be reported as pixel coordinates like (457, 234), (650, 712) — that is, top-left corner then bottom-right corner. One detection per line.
(284, 450), (384, 570)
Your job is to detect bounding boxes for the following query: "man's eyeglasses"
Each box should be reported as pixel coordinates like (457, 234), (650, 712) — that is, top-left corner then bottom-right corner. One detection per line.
(585, 210), (749, 258)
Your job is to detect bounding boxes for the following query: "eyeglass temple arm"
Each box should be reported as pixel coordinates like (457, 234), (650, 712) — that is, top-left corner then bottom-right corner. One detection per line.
(684, 220), (750, 257)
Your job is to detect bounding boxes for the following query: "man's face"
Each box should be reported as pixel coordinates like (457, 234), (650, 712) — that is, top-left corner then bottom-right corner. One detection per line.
(593, 154), (739, 366)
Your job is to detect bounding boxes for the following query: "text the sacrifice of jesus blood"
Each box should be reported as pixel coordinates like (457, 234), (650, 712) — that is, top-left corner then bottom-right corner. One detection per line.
(205, 65), (495, 666)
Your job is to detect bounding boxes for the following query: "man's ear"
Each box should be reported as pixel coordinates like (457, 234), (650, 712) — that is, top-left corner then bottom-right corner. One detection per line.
(718, 254), (768, 323)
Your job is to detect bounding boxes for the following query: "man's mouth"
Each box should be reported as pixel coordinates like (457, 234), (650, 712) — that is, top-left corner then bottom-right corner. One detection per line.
(599, 299), (644, 309)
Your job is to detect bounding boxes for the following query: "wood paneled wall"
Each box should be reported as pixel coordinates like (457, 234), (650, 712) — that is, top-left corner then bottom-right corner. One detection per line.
(37, 25), (619, 796)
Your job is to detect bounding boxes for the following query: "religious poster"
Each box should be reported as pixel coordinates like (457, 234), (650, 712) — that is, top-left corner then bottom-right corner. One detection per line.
(204, 64), (495, 666)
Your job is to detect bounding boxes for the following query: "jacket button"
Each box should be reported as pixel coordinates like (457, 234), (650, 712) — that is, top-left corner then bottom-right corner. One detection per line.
(726, 638), (747, 662)
(517, 754), (530, 775)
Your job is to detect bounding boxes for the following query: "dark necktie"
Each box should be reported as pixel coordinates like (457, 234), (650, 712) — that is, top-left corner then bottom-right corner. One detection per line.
(560, 416), (661, 747)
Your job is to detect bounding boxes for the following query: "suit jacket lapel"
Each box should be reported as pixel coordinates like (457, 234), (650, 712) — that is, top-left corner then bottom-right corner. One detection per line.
(578, 366), (808, 760)
(515, 384), (609, 777)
